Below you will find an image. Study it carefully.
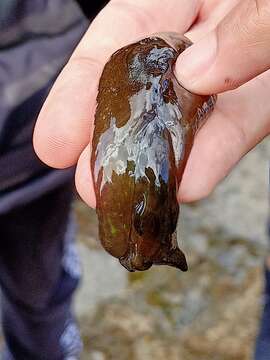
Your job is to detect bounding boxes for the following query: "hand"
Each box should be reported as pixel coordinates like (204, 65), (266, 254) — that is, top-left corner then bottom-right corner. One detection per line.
(176, 0), (270, 200)
(33, 0), (270, 206)
(176, 0), (270, 93)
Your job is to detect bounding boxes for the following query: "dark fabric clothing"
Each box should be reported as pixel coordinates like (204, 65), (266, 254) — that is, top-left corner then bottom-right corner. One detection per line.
(254, 224), (270, 360)
(0, 1), (94, 358)
(76, 0), (109, 19)
(254, 268), (270, 360)
(0, 183), (82, 359)
(0, 0), (87, 122)
(0, 81), (76, 214)
(0, 0), (89, 213)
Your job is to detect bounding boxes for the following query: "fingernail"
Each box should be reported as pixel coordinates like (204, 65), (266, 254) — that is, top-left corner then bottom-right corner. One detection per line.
(175, 31), (217, 86)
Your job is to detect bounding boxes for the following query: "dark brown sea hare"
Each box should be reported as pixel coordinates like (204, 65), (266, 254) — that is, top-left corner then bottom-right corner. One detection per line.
(91, 33), (216, 272)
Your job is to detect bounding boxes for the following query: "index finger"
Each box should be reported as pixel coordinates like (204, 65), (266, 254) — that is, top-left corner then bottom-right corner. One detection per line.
(33, 0), (201, 168)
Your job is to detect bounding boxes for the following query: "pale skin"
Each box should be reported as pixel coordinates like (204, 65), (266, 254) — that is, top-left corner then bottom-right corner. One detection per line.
(33, 0), (270, 208)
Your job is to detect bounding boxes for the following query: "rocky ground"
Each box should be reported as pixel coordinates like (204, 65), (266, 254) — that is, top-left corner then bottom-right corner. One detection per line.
(74, 138), (269, 360)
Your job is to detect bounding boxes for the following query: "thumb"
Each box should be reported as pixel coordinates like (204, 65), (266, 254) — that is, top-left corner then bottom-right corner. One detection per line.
(175, 0), (270, 94)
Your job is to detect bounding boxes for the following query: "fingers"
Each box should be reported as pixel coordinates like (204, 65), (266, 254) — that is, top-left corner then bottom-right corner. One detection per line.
(186, 0), (240, 41)
(33, 0), (200, 168)
(175, 0), (270, 94)
(178, 70), (270, 202)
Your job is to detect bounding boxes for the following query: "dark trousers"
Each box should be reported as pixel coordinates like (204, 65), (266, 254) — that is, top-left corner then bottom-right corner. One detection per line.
(254, 224), (270, 360)
(0, 73), (83, 358)
(0, 183), (82, 359)
(0, 4), (89, 356)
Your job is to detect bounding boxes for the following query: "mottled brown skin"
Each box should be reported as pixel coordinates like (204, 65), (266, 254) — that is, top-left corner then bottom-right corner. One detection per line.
(91, 33), (216, 272)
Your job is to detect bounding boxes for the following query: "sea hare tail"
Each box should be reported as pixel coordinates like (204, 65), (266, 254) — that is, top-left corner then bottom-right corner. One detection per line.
(153, 246), (188, 272)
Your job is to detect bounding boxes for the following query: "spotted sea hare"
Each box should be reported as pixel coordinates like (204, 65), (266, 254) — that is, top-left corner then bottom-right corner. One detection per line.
(91, 33), (216, 272)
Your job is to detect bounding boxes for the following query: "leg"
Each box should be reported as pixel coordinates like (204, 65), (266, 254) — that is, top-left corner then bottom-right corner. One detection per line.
(254, 222), (270, 360)
(0, 183), (82, 360)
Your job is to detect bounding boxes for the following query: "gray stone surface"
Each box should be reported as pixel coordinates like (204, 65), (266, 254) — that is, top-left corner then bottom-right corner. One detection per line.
(75, 246), (127, 316)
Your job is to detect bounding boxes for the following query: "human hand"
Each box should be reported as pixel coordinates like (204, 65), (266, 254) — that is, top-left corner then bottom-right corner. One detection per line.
(33, 0), (270, 207)
(176, 0), (270, 200)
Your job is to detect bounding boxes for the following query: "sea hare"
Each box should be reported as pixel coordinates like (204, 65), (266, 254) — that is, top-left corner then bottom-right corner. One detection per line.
(91, 33), (216, 272)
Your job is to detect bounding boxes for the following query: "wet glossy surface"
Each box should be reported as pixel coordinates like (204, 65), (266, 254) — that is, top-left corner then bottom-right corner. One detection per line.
(91, 33), (216, 272)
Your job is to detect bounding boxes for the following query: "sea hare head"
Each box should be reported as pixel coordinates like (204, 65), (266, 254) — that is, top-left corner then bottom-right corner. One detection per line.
(91, 33), (216, 272)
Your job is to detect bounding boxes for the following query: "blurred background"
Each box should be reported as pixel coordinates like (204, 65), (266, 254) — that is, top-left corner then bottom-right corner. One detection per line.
(74, 139), (269, 360)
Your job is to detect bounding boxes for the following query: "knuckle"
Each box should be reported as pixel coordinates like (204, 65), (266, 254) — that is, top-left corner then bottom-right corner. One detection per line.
(254, 0), (270, 15)
(223, 77), (241, 91)
(221, 0), (270, 47)
(110, 0), (154, 35)
(242, 0), (270, 41)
